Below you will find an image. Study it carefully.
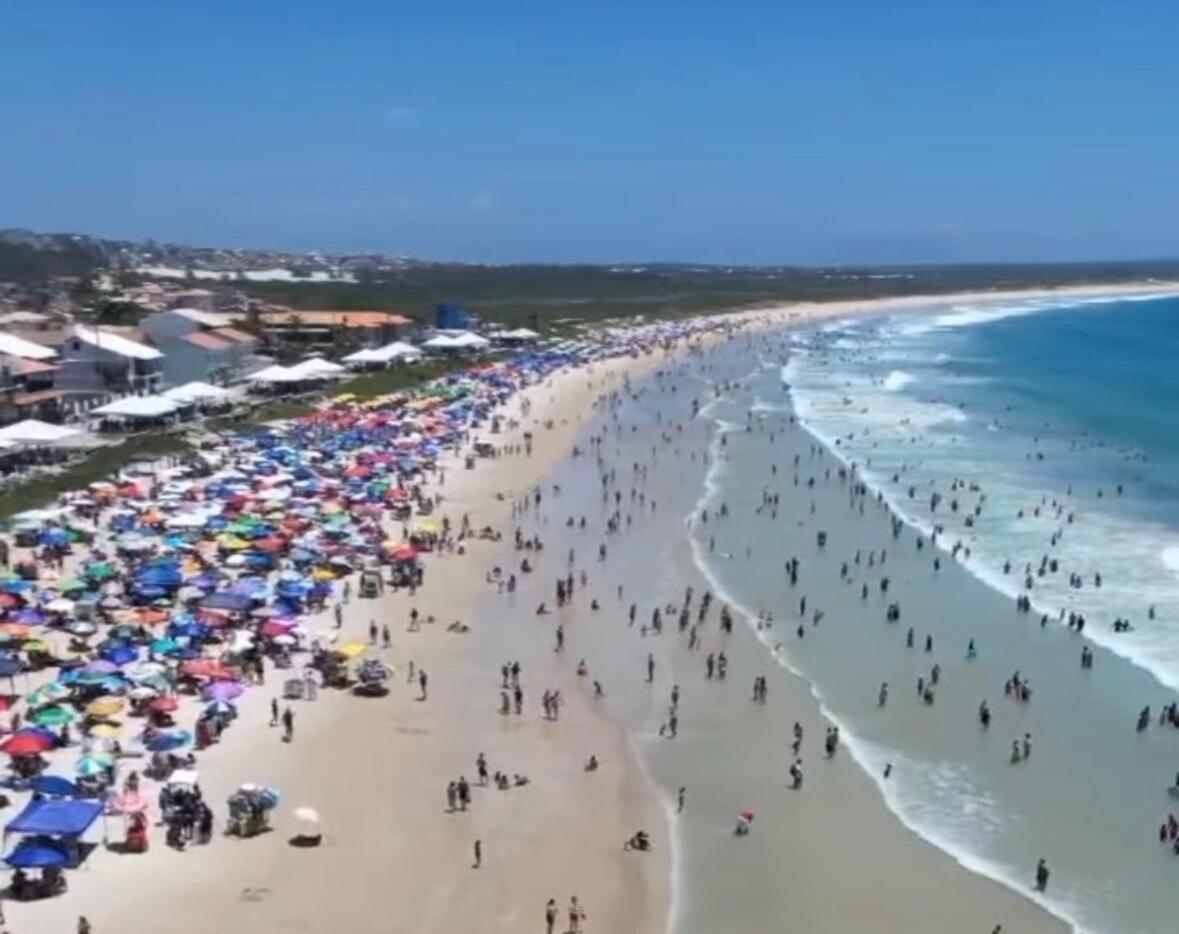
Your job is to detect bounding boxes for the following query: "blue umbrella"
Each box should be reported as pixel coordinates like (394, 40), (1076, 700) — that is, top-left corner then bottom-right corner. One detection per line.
(0, 656), (23, 677)
(5, 839), (70, 868)
(0, 579), (34, 594)
(101, 645), (138, 666)
(29, 774), (77, 797)
(146, 730), (192, 752)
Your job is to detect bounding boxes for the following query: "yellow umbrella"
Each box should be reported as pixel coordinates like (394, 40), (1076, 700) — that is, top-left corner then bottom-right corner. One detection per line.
(336, 642), (366, 658)
(88, 723), (122, 738)
(20, 640), (48, 653)
(85, 696), (124, 719)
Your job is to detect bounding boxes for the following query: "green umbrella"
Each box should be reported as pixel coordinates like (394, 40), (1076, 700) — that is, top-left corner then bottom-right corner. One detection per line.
(87, 564), (117, 580)
(32, 705), (75, 727)
(58, 578), (87, 593)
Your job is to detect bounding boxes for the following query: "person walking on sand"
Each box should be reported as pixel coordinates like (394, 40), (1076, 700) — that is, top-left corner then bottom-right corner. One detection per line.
(418, 669), (428, 701)
(677, 786), (685, 813)
(473, 838), (482, 868)
(381, 624), (391, 648)
(369, 620), (378, 644)
(78, 917), (92, 934)
(281, 706), (294, 743)
(569, 896), (586, 933)
(545, 898), (558, 934)
(269, 697), (279, 727)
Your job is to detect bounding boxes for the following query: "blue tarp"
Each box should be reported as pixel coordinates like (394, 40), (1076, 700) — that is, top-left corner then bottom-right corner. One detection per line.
(5, 838), (70, 868)
(6, 799), (102, 837)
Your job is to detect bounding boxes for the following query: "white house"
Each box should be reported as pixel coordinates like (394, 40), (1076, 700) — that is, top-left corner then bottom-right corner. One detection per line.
(55, 325), (163, 396)
(140, 307), (260, 386)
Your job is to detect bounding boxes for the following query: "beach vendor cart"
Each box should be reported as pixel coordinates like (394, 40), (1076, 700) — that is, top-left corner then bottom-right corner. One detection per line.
(226, 783), (279, 838)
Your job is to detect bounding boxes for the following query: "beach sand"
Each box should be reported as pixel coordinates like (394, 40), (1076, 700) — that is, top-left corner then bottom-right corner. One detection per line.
(9, 280), (1176, 934)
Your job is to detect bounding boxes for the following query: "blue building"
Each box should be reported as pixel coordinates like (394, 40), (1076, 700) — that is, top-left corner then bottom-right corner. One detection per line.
(435, 303), (471, 331)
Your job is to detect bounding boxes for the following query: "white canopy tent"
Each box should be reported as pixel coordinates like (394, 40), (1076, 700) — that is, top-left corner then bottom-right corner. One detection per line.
(162, 381), (234, 404)
(342, 341), (422, 366)
(288, 358), (347, 379)
(93, 396), (180, 418)
(0, 419), (82, 445)
(492, 327), (540, 343)
(422, 331), (491, 352)
(246, 364), (305, 384)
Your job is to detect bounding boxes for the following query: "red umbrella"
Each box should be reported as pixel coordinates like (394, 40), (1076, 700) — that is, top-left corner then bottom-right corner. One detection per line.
(180, 659), (232, 679)
(392, 545), (419, 562)
(149, 696), (179, 713)
(2, 731), (55, 757)
(259, 621), (293, 638)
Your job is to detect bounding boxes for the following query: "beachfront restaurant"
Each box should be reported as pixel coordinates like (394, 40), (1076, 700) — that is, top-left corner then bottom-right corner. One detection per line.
(4, 797), (104, 900)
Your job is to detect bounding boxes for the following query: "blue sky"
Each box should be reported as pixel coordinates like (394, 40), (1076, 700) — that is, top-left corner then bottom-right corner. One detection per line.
(2, 1), (1177, 264)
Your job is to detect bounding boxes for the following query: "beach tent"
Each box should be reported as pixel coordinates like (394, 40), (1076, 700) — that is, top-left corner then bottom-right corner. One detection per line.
(246, 365), (304, 384)
(5, 798), (103, 838)
(5, 839), (71, 868)
(0, 420), (82, 445)
(162, 382), (233, 405)
(93, 396), (180, 419)
(288, 358), (347, 379)
(492, 327), (540, 343)
(343, 342), (422, 366)
(422, 332), (490, 352)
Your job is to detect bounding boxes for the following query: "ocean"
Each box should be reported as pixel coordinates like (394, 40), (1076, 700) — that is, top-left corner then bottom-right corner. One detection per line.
(784, 292), (1179, 690)
(683, 292), (1179, 933)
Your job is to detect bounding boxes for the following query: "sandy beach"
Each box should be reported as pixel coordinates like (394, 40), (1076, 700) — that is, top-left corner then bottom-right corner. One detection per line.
(4, 279), (1177, 934)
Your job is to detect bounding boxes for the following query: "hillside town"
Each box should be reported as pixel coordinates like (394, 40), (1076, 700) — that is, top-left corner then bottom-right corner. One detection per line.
(0, 238), (554, 484)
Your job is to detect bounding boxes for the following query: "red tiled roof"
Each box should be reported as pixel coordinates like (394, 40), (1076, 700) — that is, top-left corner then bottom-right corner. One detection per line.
(181, 332), (232, 351)
(260, 310), (413, 328)
(13, 389), (64, 406)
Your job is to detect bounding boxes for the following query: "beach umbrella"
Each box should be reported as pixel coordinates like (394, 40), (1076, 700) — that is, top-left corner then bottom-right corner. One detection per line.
(0, 623), (31, 639)
(336, 642), (366, 658)
(150, 638), (182, 656)
(101, 644), (138, 666)
(32, 706), (75, 727)
(204, 700), (234, 716)
(75, 756), (112, 777)
(2, 731), (54, 756)
(0, 656), (23, 678)
(67, 620), (96, 636)
(88, 723), (122, 739)
(125, 661), (166, 682)
(29, 775), (77, 797)
(82, 660), (120, 676)
(202, 680), (244, 702)
(146, 730), (192, 752)
(20, 640), (48, 654)
(148, 696), (179, 713)
(85, 696), (124, 718)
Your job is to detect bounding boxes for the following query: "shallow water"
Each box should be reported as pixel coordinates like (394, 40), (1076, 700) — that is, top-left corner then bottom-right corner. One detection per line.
(471, 308), (1179, 934)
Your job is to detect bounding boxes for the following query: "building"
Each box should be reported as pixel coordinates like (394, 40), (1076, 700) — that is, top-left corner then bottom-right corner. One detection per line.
(435, 303), (472, 331)
(256, 309), (414, 357)
(0, 333), (62, 424)
(140, 307), (261, 386)
(55, 325), (164, 397)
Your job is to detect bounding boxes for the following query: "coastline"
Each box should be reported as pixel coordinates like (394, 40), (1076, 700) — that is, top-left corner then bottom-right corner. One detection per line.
(5, 278), (1175, 934)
